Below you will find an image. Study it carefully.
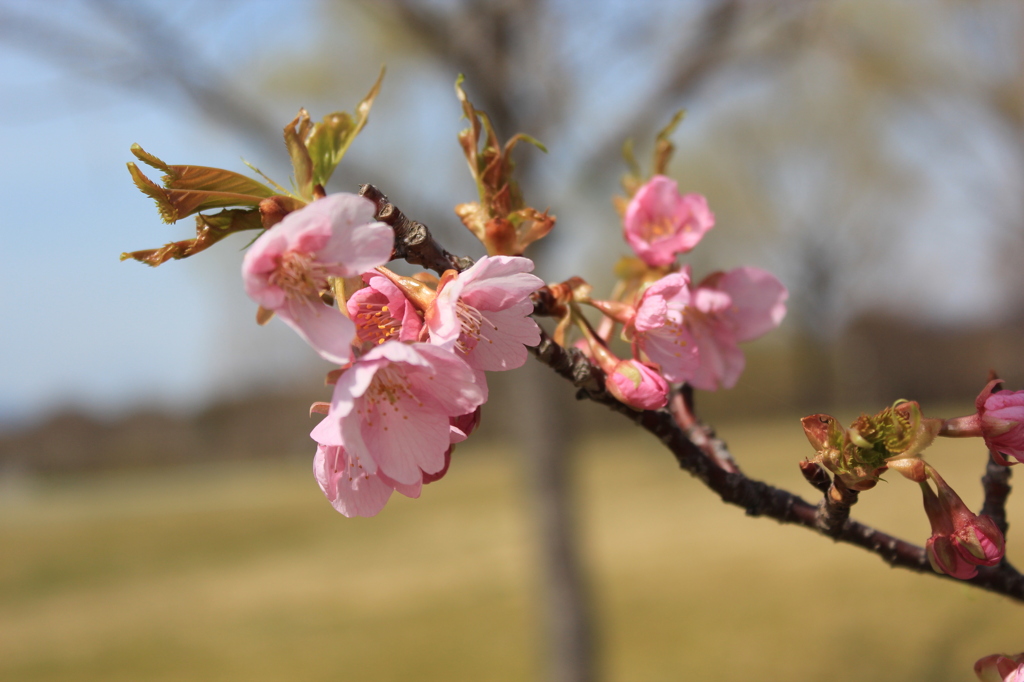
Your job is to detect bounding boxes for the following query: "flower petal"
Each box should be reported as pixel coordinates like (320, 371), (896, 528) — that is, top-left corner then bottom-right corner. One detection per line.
(716, 267), (788, 343)
(279, 302), (355, 366)
(466, 304), (541, 371)
(313, 444), (393, 518)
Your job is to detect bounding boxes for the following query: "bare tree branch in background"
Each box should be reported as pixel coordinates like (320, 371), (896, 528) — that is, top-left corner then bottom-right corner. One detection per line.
(580, 0), (745, 178)
(0, 1), (281, 159)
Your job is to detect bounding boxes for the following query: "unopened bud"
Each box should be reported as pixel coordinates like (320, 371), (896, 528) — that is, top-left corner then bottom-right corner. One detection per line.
(926, 535), (978, 580)
(974, 653), (1024, 682)
(604, 358), (669, 411)
(954, 514), (1005, 567)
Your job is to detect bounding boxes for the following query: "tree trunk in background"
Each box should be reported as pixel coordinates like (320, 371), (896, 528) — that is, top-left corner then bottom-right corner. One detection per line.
(517, 359), (597, 682)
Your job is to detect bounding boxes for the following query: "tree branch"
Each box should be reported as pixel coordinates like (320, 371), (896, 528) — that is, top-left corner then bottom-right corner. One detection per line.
(982, 448), (1013, 537)
(380, 188), (1024, 603)
(359, 184), (475, 274)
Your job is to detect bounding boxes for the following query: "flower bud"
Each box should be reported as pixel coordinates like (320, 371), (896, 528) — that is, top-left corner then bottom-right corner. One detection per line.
(975, 653), (1024, 682)
(604, 358), (669, 411)
(926, 534), (977, 580)
(952, 508), (1005, 567)
(583, 323), (669, 411)
(920, 466), (1005, 579)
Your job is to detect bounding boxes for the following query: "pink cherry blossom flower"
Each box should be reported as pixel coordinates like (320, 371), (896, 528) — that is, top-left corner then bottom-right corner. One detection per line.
(427, 255), (544, 372)
(623, 175), (714, 267)
(631, 270), (700, 383)
(684, 267), (787, 391)
(313, 406), (476, 517)
(242, 193), (394, 364)
(421, 410), (483, 485)
(313, 442), (420, 518)
(311, 340), (485, 486)
(347, 273), (424, 350)
(976, 653), (1024, 682)
(976, 381), (1024, 464)
(940, 381), (1024, 465)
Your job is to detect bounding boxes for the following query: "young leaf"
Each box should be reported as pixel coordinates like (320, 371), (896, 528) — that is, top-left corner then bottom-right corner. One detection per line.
(128, 161), (269, 223)
(306, 111), (355, 187)
(121, 208), (263, 266)
(284, 109), (315, 200)
(305, 67), (386, 188)
(161, 165), (276, 198)
(652, 109), (686, 176)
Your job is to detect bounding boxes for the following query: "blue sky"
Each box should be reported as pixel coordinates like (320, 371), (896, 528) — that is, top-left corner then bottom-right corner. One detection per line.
(0, 2), (328, 425)
(2, 0), (1021, 428)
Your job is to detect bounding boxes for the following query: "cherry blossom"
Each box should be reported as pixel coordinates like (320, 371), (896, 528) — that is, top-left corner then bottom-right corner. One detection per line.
(242, 193), (394, 364)
(683, 267), (787, 391)
(630, 270), (700, 383)
(311, 340), (485, 486)
(426, 255), (544, 372)
(976, 381), (1024, 464)
(347, 272), (424, 350)
(623, 175), (714, 267)
(313, 442), (420, 518)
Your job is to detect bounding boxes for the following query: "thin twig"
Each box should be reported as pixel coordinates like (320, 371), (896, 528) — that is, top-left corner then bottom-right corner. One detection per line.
(668, 387), (741, 474)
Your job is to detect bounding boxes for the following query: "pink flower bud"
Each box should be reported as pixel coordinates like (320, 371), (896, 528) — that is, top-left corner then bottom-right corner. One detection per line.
(920, 467), (1005, 580)
(605, 358), (669, 411)
(952, 508), (1005, 567)
(623, 175), (714, 267)
(975, 653), (1024, 682)
(926, 535), (978, 580)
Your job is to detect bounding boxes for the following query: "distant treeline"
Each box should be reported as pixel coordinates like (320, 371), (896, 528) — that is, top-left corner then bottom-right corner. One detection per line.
(3, 314), (1023, 474)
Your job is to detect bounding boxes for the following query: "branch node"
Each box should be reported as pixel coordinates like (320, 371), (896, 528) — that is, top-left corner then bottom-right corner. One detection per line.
(815, 476), (859, 537)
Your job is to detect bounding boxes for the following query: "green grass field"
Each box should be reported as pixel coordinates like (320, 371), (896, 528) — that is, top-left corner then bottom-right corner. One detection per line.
(2, 415), (1022, 681)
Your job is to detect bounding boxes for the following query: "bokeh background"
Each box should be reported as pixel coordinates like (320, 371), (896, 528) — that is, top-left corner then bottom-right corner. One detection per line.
(3, 1), (1024, 680)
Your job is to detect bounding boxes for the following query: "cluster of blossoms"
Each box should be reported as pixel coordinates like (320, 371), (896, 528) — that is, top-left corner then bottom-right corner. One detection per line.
(243, 193), (544, 517)
(239, 170), (790, 515)
(120, 76), (791, 519)
(801, 379), (1024, 581)
(555, 174), (788, 412)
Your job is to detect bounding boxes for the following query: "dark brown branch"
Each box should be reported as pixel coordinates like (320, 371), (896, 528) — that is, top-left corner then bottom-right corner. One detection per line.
(816, 477), (859, 538)
(359, 184), (475, 274)
(527, 329), (1024, 601)
(982, 449), (1013, 537)
(384, 188), (1024, 603)
(798, 460), (864, 536)
(669, 387), (741, 474)
(581, 0), (744, 175)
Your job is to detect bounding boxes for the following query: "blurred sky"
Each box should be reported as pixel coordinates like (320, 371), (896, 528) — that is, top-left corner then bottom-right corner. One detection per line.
(0, 1), (328, 425)
(2, 0), (1023, 427)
